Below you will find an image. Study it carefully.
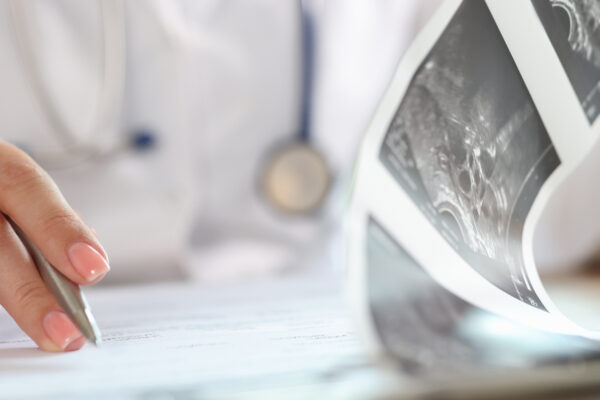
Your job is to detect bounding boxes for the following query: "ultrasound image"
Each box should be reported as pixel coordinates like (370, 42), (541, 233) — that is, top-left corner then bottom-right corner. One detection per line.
(379, 1), (560, 309)
(533, 0), (600, 123)
(367, 217), (600, 376)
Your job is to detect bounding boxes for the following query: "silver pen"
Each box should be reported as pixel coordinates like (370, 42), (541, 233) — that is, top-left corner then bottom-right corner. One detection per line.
(6, 216), (102, 346)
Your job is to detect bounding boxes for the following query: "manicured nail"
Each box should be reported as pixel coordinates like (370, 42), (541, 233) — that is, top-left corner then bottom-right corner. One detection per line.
(68, 242), (111, 282)
(88, 227), (109, 263)
(65, 336), (86, 352)
(97, 241), (110, 264)
(43, 311), (83, 351)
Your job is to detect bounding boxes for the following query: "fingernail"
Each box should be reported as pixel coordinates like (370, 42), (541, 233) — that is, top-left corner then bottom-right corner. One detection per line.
(43, 311), (83, 351)
(68, 242), (111, 282)
(88, 227), (109, 263)
(97, 241), (110, 264)
(65, 336), (86, 352)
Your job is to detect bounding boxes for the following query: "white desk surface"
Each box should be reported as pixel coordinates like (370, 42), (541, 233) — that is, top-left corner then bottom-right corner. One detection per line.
(0, 271), (406, 400)
(2, 268), (600, 400)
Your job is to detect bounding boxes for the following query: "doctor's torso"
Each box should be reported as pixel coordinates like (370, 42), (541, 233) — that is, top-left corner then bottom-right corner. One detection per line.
(0, 0), (440, 281)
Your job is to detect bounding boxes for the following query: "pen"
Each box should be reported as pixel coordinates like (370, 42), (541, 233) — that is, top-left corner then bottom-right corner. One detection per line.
(5, 215), (102, 346)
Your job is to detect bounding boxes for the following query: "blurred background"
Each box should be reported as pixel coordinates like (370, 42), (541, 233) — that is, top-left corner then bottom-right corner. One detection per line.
(0, 0), (442, 284)
(7, 3), (600, 398)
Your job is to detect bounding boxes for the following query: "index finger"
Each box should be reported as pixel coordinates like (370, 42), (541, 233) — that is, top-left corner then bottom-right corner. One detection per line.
(0, 142), (110, 285)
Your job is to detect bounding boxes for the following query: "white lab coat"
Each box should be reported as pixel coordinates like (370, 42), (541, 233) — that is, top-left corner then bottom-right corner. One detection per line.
(0, 0), (447, 282)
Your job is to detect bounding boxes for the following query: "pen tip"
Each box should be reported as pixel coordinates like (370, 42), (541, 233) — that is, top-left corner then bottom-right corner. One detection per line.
(79, 308), (102, 347)
(87, 321), (102, 347)
(85, 327), (102, 347)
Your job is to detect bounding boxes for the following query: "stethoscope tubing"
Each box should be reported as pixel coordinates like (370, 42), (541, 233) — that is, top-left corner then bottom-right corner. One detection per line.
(7, 0), (126, 167)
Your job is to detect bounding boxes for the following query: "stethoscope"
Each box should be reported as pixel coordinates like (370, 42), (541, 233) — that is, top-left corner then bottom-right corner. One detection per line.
(8, 0), (154, 170)
(9, 0), (331, 215)
(260, 1), (331, 215)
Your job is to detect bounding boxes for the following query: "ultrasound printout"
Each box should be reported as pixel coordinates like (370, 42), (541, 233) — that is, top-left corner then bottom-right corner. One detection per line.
(366, 216), (600, 376)
(378, 1), (560, 310)
(533, 0), (600, 124)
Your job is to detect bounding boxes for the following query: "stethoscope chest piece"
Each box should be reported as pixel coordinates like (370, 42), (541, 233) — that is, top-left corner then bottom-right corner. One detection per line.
(262, 142), (331, 215)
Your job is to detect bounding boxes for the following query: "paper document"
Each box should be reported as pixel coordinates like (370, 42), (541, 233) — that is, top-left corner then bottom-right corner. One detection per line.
(0, 275), (366, 399)
(347, 0), (600, 380)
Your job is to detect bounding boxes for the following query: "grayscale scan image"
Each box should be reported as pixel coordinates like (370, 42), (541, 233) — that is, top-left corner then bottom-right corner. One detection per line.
(533, 0), (600, 123)
(379, 1), (560, 310)
(367, 217), (600, 376)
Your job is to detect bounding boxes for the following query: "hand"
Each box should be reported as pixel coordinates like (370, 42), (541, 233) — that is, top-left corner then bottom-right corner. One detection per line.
(0, 140), (110, 352)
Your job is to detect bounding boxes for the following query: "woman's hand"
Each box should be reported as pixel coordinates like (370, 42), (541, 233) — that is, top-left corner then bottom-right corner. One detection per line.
(0, 140), (109, 352)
